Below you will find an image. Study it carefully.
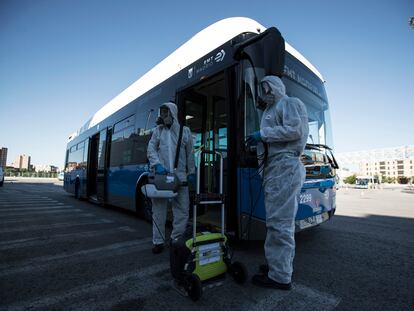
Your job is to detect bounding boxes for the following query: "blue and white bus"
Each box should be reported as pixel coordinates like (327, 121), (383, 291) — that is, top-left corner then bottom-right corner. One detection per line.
(355, 175), (379, 189)
(64, 17), (338, 239)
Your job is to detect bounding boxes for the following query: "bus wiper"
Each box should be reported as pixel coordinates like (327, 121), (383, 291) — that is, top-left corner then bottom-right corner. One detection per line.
(306, 143), (332, 151)
(305, 143), (339, 169)
(328, 152), (339, 169)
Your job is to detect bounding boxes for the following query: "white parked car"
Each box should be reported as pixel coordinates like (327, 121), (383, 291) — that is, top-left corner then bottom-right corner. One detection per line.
(57, 171), (64, 181)
(0, 167), (4, 187)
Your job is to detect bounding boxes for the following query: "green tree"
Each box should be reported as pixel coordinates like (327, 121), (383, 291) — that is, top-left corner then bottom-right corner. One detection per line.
(5, 167), (17, 177)
(344, 174), (357, 184)
(398, 176), (409, 184)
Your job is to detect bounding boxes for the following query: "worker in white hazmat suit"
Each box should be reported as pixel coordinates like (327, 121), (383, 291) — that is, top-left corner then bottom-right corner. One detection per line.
(246, 76), (309, 290)
(147, 102), (196, 254)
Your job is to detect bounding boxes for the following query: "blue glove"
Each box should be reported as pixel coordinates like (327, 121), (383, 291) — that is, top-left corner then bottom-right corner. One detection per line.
(246, 131), (262, 146)
(154, 164), (168, 175)
(187, 174), (196, 188)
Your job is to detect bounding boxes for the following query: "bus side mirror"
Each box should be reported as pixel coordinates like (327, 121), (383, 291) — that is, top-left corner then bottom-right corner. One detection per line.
(233, 27), (285, 77)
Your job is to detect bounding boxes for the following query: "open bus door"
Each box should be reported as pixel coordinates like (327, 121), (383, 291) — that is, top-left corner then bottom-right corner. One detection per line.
(87, 128), (110, 202)
(177, 70), (237, 233)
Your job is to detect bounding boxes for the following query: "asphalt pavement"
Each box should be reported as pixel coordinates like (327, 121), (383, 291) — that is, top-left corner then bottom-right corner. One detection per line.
(0, 178), (413, 310)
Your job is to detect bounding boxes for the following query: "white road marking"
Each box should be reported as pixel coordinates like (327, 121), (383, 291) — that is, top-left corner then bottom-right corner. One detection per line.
(245, 284), (341, 311)
(0, 205), (71, 212)
(0, 201), (57, 205)
(0, 238), (153, 277)
(0, 219), (113, 234)
(0, 208), (81, 217)
(1, 213), (95, 225)
(0, 226), (136, 250)
(0, 202), (59, 207)
(0, 197), (55, 201)
(0, 202), (61, 207)
(4, 263), (168, 311)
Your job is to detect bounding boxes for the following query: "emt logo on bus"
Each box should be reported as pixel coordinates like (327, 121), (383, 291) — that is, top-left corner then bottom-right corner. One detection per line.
(189, 49), (227, 79)
(214, 49), (226, 62)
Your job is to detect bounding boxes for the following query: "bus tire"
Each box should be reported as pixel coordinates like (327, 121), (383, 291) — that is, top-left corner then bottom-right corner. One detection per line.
(75, 179), (81, 199)
(136, 186), (152, 223)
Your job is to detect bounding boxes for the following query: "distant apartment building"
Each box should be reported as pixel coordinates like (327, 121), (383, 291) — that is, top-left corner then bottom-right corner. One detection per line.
(0, 147), (7, 167)
(12, 156), (20, 169)
(21, 155), (31, 170)
(12, 154), (32, 170)
(35, 165), (58, 172)
(359, 159), (414, 178)
(337, 145), (414, 179)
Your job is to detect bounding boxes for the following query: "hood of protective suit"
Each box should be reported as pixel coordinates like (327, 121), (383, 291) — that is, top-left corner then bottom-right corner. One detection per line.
(162, 102), (178, 122)
(261, 76), (286, 104)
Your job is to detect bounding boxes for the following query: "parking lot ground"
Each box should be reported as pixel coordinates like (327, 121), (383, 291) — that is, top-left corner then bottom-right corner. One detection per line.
(0, 178), (413, 310)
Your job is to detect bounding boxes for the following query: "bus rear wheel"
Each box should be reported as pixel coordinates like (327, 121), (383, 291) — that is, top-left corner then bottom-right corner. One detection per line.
(75, 180), (81, 199)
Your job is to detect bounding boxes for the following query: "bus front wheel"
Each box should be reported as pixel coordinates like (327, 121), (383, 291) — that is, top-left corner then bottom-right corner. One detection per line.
(136, 187), (152, 223)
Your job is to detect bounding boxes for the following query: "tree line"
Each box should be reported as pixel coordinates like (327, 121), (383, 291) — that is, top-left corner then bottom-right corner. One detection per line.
(343, 174), (414, 184)
(3, 167), (58, 178)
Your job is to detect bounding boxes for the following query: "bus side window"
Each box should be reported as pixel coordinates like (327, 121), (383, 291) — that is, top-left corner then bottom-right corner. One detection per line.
(132, 128), (152, 164)
(66, 143), (83, 171)
(110, 115), (136, 167)
(64, 149), (69, 172)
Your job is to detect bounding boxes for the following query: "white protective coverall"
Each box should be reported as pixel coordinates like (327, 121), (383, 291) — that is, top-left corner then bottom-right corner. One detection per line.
(258, 76), (309, 284)
(147, 102), (195, 244)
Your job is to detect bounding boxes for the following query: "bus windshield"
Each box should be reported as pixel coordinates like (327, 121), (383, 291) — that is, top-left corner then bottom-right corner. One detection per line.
(243, 53), (335, 172)
(283, 52), (333, 149)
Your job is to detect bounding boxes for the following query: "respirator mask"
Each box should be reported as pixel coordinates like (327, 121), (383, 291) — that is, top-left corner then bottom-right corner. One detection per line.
(256, 81), (275, 111)
(156, 105), (173, 127)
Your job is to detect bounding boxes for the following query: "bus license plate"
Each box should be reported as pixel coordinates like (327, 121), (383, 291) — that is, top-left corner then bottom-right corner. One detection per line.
(299, 214), (324, 229)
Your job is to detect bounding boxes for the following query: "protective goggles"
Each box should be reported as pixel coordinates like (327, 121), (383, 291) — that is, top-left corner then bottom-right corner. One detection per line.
(260, 81), (271, 95)
(159, 106), (170, 118)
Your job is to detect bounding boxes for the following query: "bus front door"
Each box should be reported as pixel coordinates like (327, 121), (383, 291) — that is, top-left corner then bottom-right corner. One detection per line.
(178, 72), (229, 230)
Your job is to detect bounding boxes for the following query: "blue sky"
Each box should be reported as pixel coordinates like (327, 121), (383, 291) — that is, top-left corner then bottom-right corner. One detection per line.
(0, 0), (413, 168)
